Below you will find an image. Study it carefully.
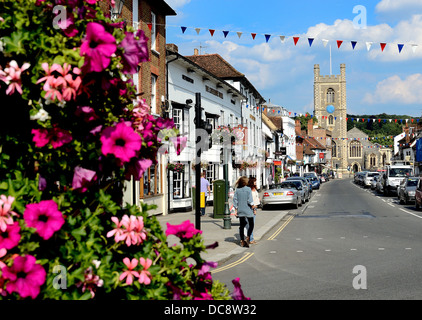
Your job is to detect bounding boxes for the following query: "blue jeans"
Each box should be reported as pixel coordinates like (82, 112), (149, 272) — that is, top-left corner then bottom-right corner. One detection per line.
(246, 214), (256, 241)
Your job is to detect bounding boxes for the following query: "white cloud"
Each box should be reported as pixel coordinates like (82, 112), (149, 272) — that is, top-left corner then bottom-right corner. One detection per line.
(363, 73), (422, 104)
(376, 0), (422, 13)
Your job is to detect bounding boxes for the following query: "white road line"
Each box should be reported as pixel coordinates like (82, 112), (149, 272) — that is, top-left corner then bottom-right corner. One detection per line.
(399, 208), (422, 219)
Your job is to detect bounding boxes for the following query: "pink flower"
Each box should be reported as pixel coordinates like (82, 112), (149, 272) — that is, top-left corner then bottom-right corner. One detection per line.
(75, 106), (99, 122)
(62, 74), (81, 101)
(0, 248), (6, 270)
(106, 215), (147, 246)
(75, 267), (103, 298)
(31, 127), (72, 149)
(119, 30), (149, 74)
(138, 257), (152, 285)
(125, 158), (153, 180)
(2, 255), (46, 299)
(119, 258), (139, 285)
(72, 166), (97, 192)
(0, 222), (21, 250)
(100, 122), (142, 163)
(0, 60), (30, 95)
(165, 220), (202, 240)
(80, 22), (117, 73)
(232, 277), (251, 300)
(24, 200), (65, 240)
(0, 195), (18, 232)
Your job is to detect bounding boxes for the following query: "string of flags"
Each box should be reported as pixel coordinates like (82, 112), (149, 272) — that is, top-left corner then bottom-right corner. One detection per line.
(173, 24), (420, 54)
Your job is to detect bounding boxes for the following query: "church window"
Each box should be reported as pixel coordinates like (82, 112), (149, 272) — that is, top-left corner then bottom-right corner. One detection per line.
(349, 141), (362, 158)
(328, 115), (334, 125)
(327, 88), (335, 103)
(370, 154), (376, 167)
(332, 141), (337, 157)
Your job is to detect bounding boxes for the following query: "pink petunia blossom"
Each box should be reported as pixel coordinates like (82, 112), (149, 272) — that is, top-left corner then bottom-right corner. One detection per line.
(80, 22), (117, 73)
(119, 258), (139, 285)
(165, 220), (202, 240)
(0, 60), (30, 95)
(23, 200), (65, 240)
(124, 158), (153, 180)
(231, 277), (251, 300)
(138, 257), (152, 285)
(0, 248), (6, 271)
(72, 166), (97, 192)
(31, 127), (72, 149)
(2, 255), (46, 299)
(100, 122), (142, 163)
(0, 222), (21, 250)
(119, 30), (149, 74)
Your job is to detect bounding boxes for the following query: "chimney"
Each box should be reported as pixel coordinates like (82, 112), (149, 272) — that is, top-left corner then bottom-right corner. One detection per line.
(307, 119), (313, 138)
(295, 119), (301, 135)
(194, 48), (199, 56)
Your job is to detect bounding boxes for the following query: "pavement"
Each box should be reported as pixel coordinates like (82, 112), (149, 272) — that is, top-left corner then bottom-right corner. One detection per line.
(156, 204), (290, 265)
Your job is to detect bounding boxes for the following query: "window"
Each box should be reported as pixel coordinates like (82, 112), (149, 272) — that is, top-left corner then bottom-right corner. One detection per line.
(172, 108), (189, 135)
(370, 154), (376, 167)
(141, 164), (161, 197)
(206, 116), (218, 130)
(151, 74), (157, 114)
(151, 12), (157, 51)
(332, 141), (337, 157)
(328, 115), (334, 125)
(349, 141), (362, 158)
(327, 88), (335, 103)
(173, 171), (182, 199)
(206, 164), (218, 192)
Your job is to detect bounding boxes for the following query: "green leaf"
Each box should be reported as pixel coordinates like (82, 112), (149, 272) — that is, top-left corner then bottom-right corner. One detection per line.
(3, 31), (30, 55)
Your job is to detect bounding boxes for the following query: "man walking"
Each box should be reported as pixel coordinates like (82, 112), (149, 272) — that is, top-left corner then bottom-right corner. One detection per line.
(200, 171), (211, 216)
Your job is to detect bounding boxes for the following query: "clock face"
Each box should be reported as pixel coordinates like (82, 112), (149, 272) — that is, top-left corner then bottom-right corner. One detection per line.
(326, 105), (335, 114)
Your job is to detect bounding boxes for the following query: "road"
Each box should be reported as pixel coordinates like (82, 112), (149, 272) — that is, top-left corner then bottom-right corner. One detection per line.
(212, 178), (422, 300)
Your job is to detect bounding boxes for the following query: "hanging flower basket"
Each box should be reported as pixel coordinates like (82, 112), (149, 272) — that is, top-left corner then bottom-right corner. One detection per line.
(167, 163), (185, 173)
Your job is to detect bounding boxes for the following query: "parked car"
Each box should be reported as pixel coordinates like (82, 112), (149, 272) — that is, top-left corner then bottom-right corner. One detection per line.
(363, 172), (380, 188)
(309, 176), (320, 190)
(304, 177), (313, 193)
(304, 172), (318, 180)
(376, 176), (384, 194)
(288, 179), (310, 204)
(286, 177), (311, 200)
(262, 182), (302, 209)
(415, 177), (422, 210)
(371, 175), (380, 190)
(319, 174), (326, 183)
(398, 177), (418, 205)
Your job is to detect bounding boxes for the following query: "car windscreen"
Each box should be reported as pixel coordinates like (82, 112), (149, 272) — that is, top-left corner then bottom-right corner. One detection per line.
(278, 183), (298, 189)
(389, 168), (413, 177)
(407, 179), (418, 187)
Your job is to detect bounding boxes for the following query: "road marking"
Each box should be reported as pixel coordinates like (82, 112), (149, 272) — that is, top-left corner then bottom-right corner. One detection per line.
(388, 203), (395, 207)
(212, 252), (255, 274)
(399, 208), (422, 219)
(297, 250), (304, 253)
(267, 215), (295, 241)
(350, 248), (357, 251)
(378, 248), (385, 251)
(405, 248), (412, 250)
(325, 249), (331, 252)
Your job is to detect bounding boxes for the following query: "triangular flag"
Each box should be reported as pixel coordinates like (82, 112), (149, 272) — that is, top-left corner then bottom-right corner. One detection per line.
(411, 44), (418, 53)
(351, 41), (357, 50)
(209, 29), (215, 36)
(322, 39), (329, 47)
(293, 37), (300, 46)
(308, 38), (314, 47)
(181, 26), (187, 34)
(380, 43), (387, 52)
(147, 23), (153, 32)
(265, 34), (271, 43)
(366, 42), (373, 51)
(237, 32), (242, 39)
(223, 31), (229, 38)
(398, 44), (404, 53)
(337, 40), (343, 49)
(279, 35), (285, 43)
(251, 33), (257, 40)
(195, 28), (201, 35)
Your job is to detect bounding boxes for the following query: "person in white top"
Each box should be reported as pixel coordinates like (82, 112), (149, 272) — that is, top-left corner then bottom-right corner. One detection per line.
(247, 177), (260, 244)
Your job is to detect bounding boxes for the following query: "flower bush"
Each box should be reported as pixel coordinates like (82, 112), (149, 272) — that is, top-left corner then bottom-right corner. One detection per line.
(167, 163), (185, 174)
(0, 0), (249, 300)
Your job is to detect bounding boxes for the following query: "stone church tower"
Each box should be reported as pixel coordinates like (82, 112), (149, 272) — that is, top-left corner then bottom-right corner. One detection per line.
(313, 64), (348, 178)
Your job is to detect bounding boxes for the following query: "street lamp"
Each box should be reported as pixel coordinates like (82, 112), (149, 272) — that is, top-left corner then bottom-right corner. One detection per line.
(111, 0), (125, 20)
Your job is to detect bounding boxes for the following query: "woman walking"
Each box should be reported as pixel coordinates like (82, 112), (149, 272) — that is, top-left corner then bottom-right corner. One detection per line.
(246, 177), (260, 244)
(233, 176), (256, 248)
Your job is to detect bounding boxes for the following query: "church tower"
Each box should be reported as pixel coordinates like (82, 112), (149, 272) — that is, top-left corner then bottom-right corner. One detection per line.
(314, 63), (348, 178)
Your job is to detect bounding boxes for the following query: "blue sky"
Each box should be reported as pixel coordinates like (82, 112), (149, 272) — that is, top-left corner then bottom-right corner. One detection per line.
(165, 0), (422, 117)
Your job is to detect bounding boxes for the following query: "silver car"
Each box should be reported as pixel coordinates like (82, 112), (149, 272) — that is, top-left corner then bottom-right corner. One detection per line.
(286, 177), (311, 199)
(262, 182), (302, 210)
(363, 172), (380, 188)
(398, 177), (418, 204)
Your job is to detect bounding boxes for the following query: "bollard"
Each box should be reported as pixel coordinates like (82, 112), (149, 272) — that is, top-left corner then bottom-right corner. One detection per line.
(223, 202), (231, 229)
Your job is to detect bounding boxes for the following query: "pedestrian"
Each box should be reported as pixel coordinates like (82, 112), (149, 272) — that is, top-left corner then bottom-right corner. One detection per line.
(233, 176), (255, 248)
(200, 171), (210, 216)
(246, 177), (260, 244)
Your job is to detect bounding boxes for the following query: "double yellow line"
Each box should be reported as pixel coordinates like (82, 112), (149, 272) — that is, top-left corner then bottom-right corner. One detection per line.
(212, 252), (254, 274)
(267, 214), (295, 241)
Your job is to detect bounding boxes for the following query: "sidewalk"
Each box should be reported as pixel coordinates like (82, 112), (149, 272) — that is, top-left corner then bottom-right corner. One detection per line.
(156, 206), (289, 264)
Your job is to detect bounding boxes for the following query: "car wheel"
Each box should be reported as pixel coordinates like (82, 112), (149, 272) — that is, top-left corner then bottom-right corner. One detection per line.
(415, 200), (420, 211)
(295, 198), (300, 209)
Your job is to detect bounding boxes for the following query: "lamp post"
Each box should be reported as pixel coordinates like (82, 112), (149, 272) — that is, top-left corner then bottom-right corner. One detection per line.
(223, 139), (231, 229)
(111, 0), (125, 20)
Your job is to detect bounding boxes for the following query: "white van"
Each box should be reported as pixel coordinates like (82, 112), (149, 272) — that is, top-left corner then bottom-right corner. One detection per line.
(381, 164), (414, 196)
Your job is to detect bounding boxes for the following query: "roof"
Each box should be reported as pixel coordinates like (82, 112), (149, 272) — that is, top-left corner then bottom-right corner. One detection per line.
(185, 54), (244, 78)
(147, 0), (177, 16)
(262, 113), (278, 131)
(305, 137), (326, 150)
(268, 116), (283, 131)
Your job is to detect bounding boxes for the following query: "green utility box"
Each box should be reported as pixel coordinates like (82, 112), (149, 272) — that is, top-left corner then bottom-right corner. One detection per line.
(213, 180), (226, 219)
